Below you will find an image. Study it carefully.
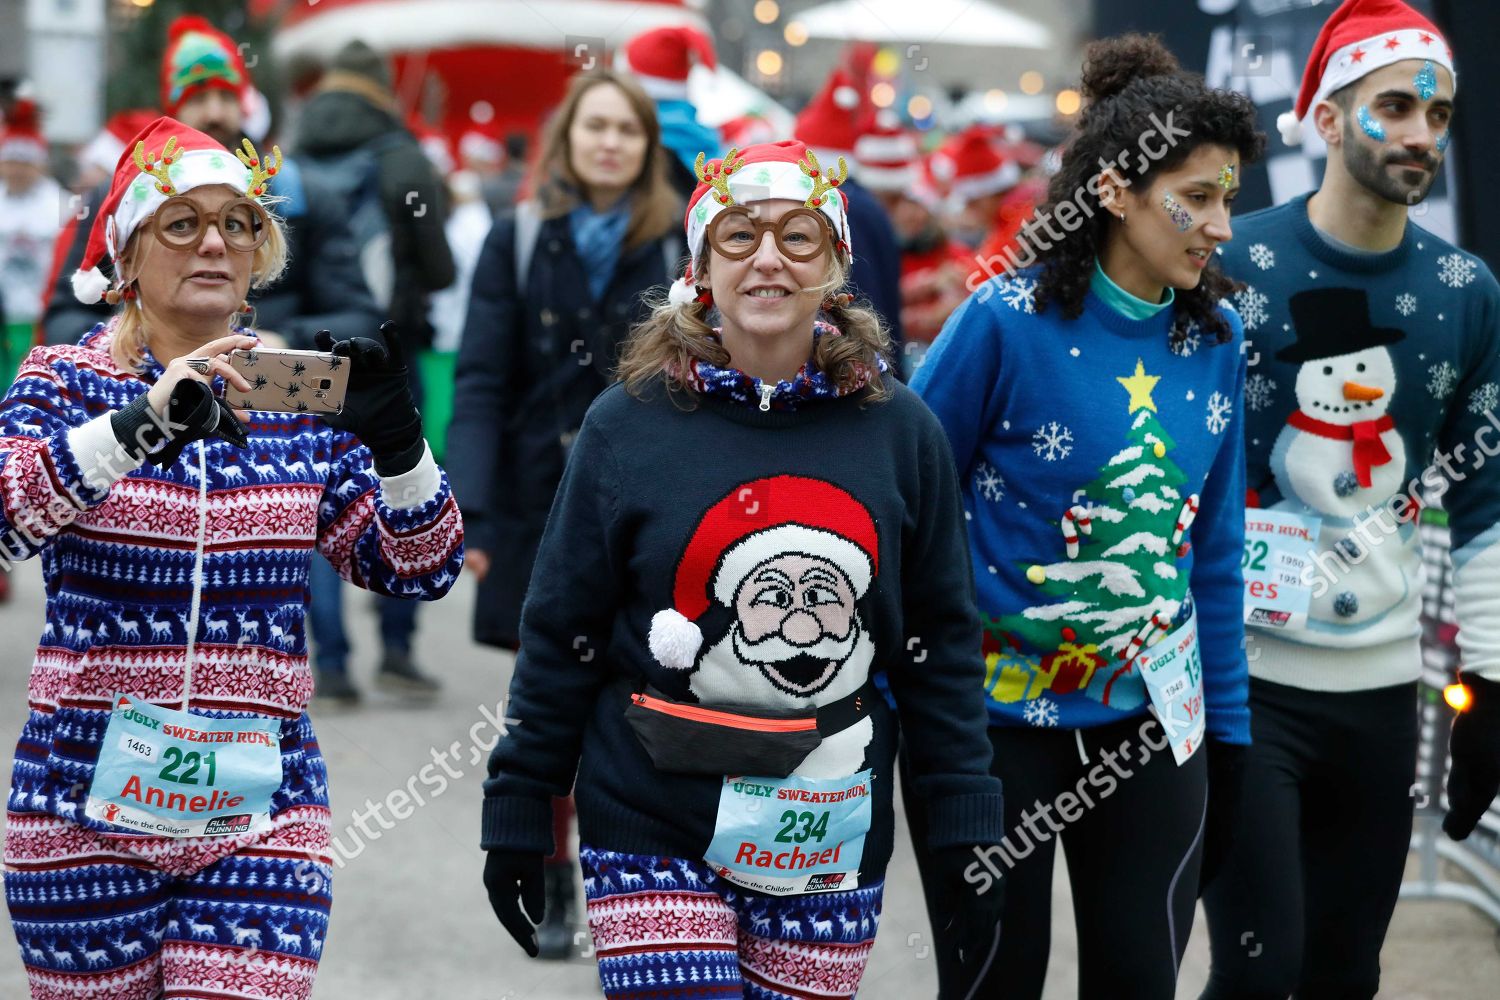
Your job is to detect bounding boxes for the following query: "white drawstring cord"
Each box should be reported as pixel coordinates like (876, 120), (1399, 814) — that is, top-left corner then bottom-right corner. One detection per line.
(181, 440), (208, 711)
(1075, 728), (1089, 766)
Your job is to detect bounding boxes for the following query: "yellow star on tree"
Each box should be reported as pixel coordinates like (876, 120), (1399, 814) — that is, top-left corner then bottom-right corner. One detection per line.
(1117, 358), (1161, 413)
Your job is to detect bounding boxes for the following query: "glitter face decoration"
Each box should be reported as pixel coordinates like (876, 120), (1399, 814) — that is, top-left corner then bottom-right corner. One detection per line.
(1414, 60), (1438, 101)
(1436, 130), (1451, 154)
(1217, 163), (1236, 191)
(1161, 193), (1194, 232)
(1357, 106), (1387, 142)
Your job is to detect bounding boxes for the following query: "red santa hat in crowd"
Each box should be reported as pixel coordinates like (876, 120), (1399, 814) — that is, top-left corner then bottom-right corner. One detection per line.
(459, 123), (504, 168)
(1278, 0), (1453, 146)
(616, 25), (717, 102)
(75, 110), (159, 183)
(853, 114), (917, 193)
(649, 476), (880, 671)
(0, 99), (47, 166)
(936, 126), (1020, 203)
(70, 116), (279, 305)
(793, 67), (870, 160)
(719, 114), (779, 150)
(667, 139), (853, 306)
(159, 16), (251, 117)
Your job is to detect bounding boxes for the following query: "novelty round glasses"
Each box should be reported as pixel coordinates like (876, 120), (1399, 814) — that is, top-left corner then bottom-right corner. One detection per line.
(148, 196), (270, 253)
(708, 207), (833, 262)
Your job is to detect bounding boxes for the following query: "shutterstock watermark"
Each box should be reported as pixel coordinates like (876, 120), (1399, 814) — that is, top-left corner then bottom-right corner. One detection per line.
(962, 717), (1171, 895)
(969, 111), (1193, 301)
(292, 698), (517, 893)
(1302, 406), (1500, 597)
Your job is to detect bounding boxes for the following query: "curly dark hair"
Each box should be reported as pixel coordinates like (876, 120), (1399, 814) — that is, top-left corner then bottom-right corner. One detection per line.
(1028, 34), (1267, 344)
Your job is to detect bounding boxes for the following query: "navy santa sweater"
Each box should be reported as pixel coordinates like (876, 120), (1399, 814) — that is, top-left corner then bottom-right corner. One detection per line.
(479, 373), (1005, 885)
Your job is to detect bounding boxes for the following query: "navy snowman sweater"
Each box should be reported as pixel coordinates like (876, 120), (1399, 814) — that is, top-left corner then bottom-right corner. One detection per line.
(1218, 192), (1500, 689)
(480, 363), (1005, 886)
(912, 267), (1251, 743)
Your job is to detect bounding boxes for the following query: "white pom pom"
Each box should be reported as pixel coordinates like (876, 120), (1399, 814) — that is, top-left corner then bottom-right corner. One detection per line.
(649, 609), (702, 670)
(1277, 111), (1304, 147)
(71, 267), (110, 304)
(833, 85), (859, 110)
(667, 277), (697, 306)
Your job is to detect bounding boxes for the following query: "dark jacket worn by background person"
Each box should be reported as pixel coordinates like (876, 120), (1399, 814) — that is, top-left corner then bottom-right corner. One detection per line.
(446, 211), (674, 650)
(40, 160), (380, 348)
(293, 90), (455, 348)
(840, 176), (905, 360)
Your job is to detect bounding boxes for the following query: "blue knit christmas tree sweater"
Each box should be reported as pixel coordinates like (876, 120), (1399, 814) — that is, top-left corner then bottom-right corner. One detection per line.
(913, 268), (1251, 743)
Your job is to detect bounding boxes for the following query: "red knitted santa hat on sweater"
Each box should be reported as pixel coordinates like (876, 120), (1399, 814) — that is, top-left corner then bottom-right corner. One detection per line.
(1278, 0), (1453, 146)
(648, 476), (879, 671)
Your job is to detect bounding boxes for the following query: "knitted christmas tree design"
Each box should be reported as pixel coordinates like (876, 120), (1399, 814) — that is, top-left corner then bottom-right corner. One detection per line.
(983, 359), (1200, 712)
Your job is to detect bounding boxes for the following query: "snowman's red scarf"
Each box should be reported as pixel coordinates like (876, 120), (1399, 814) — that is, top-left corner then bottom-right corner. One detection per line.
(1286, 410), (1396, 488)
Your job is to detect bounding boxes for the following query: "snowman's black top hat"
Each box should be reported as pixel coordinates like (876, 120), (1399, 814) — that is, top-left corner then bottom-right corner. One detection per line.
(1275, 287), (1405, 363)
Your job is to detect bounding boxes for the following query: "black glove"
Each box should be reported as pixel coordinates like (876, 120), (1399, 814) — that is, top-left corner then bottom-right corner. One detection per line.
(111, 379), (248, 469)
(1443, 674), (1500, 841)
(1199, 738), (1247, 894)
(484, 849), (545, 958)
(314, 322), (425, 476)
(931, 844), (1005, 999)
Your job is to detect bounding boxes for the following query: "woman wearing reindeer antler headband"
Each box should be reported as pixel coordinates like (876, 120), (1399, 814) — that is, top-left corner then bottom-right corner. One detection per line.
(0, 117), (463, 998)
(481, 138), (1006, 996)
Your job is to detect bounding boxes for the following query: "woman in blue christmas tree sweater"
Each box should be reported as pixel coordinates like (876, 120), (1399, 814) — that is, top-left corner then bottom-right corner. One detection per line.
(480, 139), (1006, 998)
(0, 118), (462, 999)
(910, 36), (1265, 999)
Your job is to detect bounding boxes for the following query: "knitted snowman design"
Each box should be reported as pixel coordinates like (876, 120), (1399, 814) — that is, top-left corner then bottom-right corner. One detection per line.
(1269, 288), (1413, 625)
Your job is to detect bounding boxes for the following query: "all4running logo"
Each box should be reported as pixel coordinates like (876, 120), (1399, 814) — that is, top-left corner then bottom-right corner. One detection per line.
(204, 814), (254, 836)
(805, 872), (846, 891)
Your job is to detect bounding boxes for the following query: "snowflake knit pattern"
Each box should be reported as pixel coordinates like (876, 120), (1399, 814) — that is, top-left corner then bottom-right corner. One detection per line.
(0, 322), (464, 858)
(1220, 192), (1500, 688)
(913, 266), (1250, 741)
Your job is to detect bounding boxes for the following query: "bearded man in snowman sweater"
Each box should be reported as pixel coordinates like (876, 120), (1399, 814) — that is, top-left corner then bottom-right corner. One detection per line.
(1203, 2), (1500, 997)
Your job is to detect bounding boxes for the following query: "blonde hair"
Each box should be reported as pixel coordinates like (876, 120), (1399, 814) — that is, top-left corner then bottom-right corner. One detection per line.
(531, 69), (680, 252)
(616, 249), (893, 403)
(108, 206), (290, 371)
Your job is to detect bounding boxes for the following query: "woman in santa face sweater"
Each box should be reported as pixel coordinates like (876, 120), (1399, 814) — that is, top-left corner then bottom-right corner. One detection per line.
(481, 139), (1005, 998)
(909, 36), (1266, 999)
(0, 118), (462, 999)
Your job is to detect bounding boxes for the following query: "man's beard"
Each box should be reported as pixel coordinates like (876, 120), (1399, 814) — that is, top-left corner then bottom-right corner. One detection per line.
(731, 619), (860, 697)
(1343, 119), (1439, 206)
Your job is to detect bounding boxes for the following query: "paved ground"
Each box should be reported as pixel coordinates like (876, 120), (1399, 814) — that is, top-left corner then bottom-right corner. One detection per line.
(1, 559), (1497, 998)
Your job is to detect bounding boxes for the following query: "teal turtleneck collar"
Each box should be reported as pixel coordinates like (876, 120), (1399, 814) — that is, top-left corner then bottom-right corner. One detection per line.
(1091, 260), (1175, 320)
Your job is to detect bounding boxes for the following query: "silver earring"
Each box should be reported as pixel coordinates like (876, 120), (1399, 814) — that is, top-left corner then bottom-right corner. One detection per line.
(1119, 212), (1126, 224)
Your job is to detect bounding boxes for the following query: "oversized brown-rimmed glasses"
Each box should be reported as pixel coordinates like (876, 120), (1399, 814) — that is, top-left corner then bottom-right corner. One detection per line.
(708, 206), (833, 262)
(148, 196), (270, 253)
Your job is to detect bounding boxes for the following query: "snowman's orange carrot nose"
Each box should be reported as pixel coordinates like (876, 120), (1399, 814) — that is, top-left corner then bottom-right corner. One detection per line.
(1343, 381), (1384, 401)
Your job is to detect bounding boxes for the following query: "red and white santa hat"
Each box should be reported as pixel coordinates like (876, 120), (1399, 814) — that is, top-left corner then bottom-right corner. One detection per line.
(853, 115), (917, 193)
(76, 110), (163, 180)
(793, 67), (869, 160)
(668, 139), (853, 306)
(70, 116), (279, 305)
(616, 25), (717, 102)
(1278, 0), (1453, 146)
(0, 99), (47, 167)
(648, 476), (880, 671)
(938, 126), (1020, 203)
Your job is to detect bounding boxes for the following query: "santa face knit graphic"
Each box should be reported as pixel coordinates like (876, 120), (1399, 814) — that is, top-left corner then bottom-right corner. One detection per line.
(648, 476), (880, 778)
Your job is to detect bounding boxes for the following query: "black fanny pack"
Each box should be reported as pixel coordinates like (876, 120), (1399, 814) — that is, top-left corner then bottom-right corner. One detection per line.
(623, 681), (879, 778)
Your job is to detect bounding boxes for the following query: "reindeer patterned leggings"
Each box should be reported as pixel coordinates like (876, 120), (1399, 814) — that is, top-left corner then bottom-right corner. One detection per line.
(3, 809), (333, 999)
(579, 847), (883, 999)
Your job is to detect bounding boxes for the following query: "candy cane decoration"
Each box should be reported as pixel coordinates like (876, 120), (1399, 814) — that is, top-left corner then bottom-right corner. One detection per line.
(1118, 612), (1170, 664)
(1061, 505), (1093, 559)
(1171, 494), (1201, 546)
